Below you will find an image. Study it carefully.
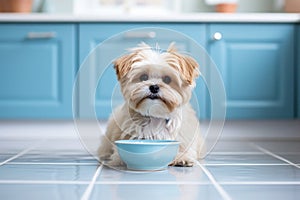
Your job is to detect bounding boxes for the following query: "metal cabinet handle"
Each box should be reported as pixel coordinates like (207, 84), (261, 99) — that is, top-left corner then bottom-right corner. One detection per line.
(213, 32), (222, 41)
(123, 31), (156, 39)
(26, 32), (56, 39)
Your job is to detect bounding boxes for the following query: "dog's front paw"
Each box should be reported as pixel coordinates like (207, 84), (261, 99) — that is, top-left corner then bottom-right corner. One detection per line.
(169, 159), (194, 167)
(104, 152), (125, 167)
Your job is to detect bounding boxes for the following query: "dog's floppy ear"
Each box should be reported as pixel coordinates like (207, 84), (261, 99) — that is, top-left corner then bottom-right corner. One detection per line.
(114, 43), (150, 80)
(114, 54), (130, 80)
(179, 54), (200, 85)
(166, 43), (200, 85)
(114, 52), (140, 80)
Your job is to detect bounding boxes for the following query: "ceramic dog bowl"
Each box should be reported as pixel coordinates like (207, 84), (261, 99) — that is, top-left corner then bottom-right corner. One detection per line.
(115, 140), (180, 171)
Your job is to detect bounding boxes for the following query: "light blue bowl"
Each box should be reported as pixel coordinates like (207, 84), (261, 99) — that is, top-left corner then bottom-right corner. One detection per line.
(115, 140), (180, 171)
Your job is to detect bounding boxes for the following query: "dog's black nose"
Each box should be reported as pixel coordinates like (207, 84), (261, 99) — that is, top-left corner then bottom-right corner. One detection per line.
(149, 85), (159, 94)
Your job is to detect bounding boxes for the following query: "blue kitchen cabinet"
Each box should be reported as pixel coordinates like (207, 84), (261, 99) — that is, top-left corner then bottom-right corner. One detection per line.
(208, 24), (294, 119)
(0, 24), (75, 118)
(79, 23), (207, 119)
(296, 25), (300, 118)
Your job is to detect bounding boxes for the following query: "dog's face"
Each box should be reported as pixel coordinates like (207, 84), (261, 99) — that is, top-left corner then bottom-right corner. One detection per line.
(114, 43), (199, 118)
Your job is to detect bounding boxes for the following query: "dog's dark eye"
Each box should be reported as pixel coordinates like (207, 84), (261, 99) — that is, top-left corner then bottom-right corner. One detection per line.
(140, 74), (148, 81)
(162, 76), (172, 84)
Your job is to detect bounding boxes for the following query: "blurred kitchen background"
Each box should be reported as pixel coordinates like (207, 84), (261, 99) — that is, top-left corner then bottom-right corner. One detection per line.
(0, 0), (299, 14)
(0, 0), (299, 143)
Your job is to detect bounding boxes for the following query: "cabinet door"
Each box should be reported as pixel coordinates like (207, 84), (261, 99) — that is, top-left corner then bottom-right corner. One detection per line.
(209, 24), (294, 119)
(0, 24), (75, 119)
(298, 25), (300, 118)
(79, 23), (206, 119)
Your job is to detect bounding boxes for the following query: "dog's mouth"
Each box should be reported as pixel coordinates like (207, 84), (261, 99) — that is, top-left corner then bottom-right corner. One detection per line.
(135, 94), (176, 113)
(136, 94), (163, 108)
(147, 94), (160, 100)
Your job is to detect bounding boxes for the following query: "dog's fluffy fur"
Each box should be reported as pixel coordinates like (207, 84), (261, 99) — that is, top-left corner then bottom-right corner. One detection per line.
(98, 43), (205, 167)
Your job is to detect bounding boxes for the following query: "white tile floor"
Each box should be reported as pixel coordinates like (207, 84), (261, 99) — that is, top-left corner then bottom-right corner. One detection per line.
(0, 120), (299, 200)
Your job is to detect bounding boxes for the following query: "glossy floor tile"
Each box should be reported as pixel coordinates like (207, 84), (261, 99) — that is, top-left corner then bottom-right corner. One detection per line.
(0, 164), (98, 181)
(204, 154), (283, 165)
(0, 184), (87, 200)
(0, 121), (299, 200)
(97, 166), (210, 183)
(91, 184), (223, 200)
(223, 185), (300, 200)
(206, 165), (300, 182)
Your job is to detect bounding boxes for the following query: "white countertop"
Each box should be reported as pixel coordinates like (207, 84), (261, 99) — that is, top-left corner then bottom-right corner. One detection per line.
(0, 13), (299, 23)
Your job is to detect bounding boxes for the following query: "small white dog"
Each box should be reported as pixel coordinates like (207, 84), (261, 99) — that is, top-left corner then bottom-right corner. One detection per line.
(98, 43), (205, 167)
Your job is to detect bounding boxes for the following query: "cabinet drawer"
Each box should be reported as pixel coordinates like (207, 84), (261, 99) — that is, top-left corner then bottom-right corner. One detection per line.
(0, 24), (75, 118)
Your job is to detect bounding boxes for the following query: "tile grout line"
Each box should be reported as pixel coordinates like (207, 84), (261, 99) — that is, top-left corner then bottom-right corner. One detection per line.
(0, 141), (45, 166)
(0, 180), (211, 185)
(209, 152), (300, 155)
(203, 163), (295, 166)
(6, 162), (300, 166)
(195, 160), (232, 200)
(8, 162), (98, 166)
(0, 180), (90, 184)
(80, 164), (103, 200)
(219, 181), (300, 185)
(0, 180), (300, 185)
(209, 152), (265, 155)
(252, 144), (300, 169)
